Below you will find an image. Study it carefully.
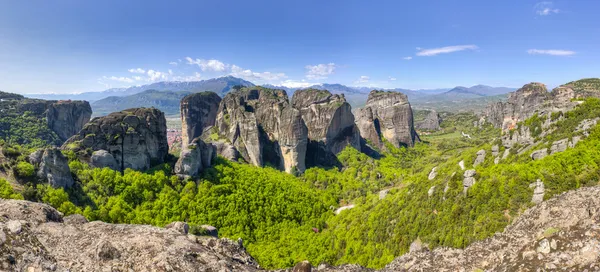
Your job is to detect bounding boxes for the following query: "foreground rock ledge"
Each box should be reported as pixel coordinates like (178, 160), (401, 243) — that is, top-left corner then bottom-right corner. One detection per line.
(3, 185), (600, 271)
(0, 199), (258, 271)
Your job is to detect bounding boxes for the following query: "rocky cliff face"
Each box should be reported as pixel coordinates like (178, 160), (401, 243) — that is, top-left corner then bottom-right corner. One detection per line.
(415, 110), (441, 131)
(215, 87), (308, 173)
(46, 100), (93, 142)
(180, 92), (222, 145)
(355, 90), (419, 149)
(292, 89), (360, 167)
(2, 96), (92, 143)
(380, 185), (600, 271)
(0, 198), (260, 272)
(174, 138), (216, 178)
(486, 83), (552, 130)
(62, 108), (168, 172)
(485, 82), (587, 131)
(28, 147), (74, 189)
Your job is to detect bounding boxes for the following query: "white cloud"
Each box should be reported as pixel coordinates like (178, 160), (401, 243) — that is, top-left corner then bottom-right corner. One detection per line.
(355, 76), (370, 84)
(403, 56), (412, 60)
(128, 68), (146, 74)
(527, 49), (575, 56)
(230, 65), (287, 82)
(169, 62), (178, 66)
(103, 76), (135, 83)
(389, 77), (397, 81)
(305, 63), (337, 79)
(168, 69), (173, 75)
(147, 70), (168, 81)
(535, 2), (560, 15)
(133, 76), (144, 81)
(279, 80), (315, 88)
(173, 72), (202, 82)
(416, 45), (478, 56)
(185, 57), (227, 72)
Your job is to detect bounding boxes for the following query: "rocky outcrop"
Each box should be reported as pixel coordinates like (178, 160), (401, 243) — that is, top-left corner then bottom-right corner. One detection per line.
(0, 198), (260, 271)
(355, 90), (419, 150)
(62, 108), (168, 172)
(381, 185), (600, 271)
(486, 81), (600, 133)
(1, 95), (92, 144)
(486, 83), (551, 131)
(292, 89), (360, 167)
(473, 149), (486, 167)
(90, 150), (118, 169)
(34, 148), (74, 189)
(215, 87), (308, 173)
(531, 148), (548, 160)
(415, 110), (441, 131)
(46, 100), (92, 142)
(463, 170), (476, 193)
(530, 179), (545, 204)
(428, 167), (437, 180)
(550, 139), (568, 154)
(180, 92), (222, 145)
(174, 138), (216, 178)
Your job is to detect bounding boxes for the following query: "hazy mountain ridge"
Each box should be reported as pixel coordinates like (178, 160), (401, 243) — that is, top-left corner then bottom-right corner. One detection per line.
(39, 76), (515, 117)
(27, 76), (255, 102)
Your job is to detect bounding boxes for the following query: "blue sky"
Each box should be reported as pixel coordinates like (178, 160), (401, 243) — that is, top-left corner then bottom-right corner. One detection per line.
(0, 0), (599, 94)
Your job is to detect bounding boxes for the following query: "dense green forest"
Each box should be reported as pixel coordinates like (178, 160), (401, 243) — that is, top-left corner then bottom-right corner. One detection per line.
(2, 99), (600, 269)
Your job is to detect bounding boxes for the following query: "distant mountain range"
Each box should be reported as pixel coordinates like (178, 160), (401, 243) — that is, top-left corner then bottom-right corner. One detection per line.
(27, 76), (255, 102)
(25, 76), (516, 116)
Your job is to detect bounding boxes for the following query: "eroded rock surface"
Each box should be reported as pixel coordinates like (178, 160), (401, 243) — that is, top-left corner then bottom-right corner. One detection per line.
(355, 90), (419, 150)
(46, 100), (93, 142)
(62, 108), (169, 172)
(0, 199), (260, 272)
(215, 87), (308, 173)
(415, 110), (441, 131)
(381, 185), (600, 271)
(180, 92), (222, 145)
(36, 147), (74, 189)
(292, 89), (360, 167)
(174, 138), (216, 178)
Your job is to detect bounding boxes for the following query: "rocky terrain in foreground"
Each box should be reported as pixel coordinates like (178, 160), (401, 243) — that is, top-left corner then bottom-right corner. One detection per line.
(3, 184), (600, 271)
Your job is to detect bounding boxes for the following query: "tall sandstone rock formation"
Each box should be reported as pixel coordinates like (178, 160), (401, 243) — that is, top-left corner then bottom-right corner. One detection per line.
(62, 108), (168, 172)
(415, 110), (441, 131)
(46, 100), (93, 142)
(7, 97), (92, 143)
(215, 87), (308, 173)
(180, 92), (222, 145)
(292, 89), (360, 167)
(486, 81), (600, 131)
(356, 90), (419, 149)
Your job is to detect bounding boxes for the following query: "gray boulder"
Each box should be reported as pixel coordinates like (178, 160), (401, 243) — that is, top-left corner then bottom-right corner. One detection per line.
(90, 150), (118, 170)
(550, 139), (568, 154)
(165, 221), (189, 235)
(174, 139), (216, 178)
(531, 149), (548, 160)
(473, 149), (486, 167)
(200, 225), (219, 238)
(491, 145), (499, 157)
(37, 148), (74, 189)
(463, 169), (476, 193)
(529, 179), (545, 204)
